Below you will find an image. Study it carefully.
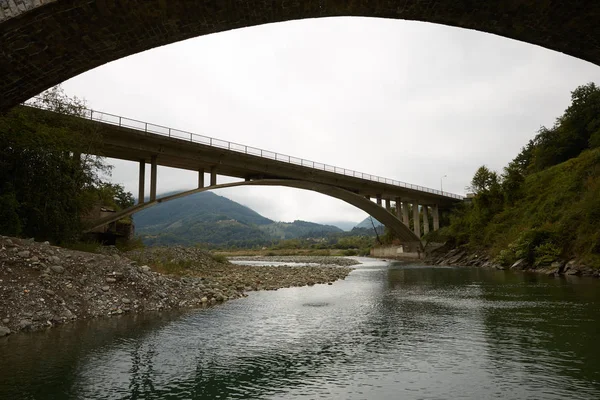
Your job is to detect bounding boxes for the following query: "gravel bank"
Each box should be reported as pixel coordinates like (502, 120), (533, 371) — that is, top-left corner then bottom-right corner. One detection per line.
(228, 255), (360, 267)
(0, 238), (353, 336)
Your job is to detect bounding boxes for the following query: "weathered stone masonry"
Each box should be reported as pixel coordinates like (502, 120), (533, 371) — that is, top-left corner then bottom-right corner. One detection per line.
(1, 1), (599, 113)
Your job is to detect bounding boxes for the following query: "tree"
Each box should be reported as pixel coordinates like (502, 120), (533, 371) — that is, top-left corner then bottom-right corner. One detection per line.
(0, 85), (117, 242)
(468, 166), (500, 194)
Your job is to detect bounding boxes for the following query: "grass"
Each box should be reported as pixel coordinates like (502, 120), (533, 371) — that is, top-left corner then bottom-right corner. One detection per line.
(214, 248), (342, 257)
(63, 240), (101, 253)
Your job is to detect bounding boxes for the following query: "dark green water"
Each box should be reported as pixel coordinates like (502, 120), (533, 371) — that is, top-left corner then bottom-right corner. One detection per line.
(1, 259), (600, 399)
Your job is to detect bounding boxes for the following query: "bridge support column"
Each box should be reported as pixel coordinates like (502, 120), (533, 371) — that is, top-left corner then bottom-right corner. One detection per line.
(198, 168), (205, 188)
(150, 155), (157, 202)
(210, 166), (217, 186)
(385, 198), (391, 211)
(423, 205), (430, 235)
(433, 205), (440, 231)
(412, 202), (421, 238)
(402, 201), (410, 227)
(138, 160), (145, 204)
(376, 194), (382, 206)
(395, 197), (402, 219)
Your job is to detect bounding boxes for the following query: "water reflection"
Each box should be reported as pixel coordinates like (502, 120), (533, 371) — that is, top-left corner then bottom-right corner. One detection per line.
(1, 260), (600, 399)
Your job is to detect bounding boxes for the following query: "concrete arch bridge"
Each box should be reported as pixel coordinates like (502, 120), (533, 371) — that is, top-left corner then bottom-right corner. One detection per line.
(1, 1), (600, 112)
(22, 105), (462, 249)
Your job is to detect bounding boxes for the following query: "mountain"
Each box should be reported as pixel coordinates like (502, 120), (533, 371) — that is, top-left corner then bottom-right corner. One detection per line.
(354, 217), (383, 229)
(321, 220), (359, 231)
(133, 191), (343, 247)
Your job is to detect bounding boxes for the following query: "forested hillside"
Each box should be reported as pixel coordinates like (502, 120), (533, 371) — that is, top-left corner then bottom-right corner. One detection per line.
(134, 191), (344, 247)
(435, 83), (600, 268)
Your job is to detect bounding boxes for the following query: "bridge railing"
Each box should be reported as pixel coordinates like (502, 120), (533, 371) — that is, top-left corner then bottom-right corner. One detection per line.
(25, 100), (464, 200)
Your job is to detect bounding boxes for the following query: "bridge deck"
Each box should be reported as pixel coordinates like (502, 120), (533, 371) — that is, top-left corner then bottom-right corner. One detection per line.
(23, 104), (463, 206)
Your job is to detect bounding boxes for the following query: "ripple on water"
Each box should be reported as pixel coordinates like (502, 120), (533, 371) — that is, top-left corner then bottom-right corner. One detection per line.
(1, 263), (600, 399)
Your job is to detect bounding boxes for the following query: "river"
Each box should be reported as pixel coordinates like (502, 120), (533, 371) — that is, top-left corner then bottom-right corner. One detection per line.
(1, 258), (600, 399)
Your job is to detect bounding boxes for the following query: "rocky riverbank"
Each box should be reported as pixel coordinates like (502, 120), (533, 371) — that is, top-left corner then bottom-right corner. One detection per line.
(428, 247), (599, 278)
(0, 238), (353, 336)
(227, 255), (360, 267)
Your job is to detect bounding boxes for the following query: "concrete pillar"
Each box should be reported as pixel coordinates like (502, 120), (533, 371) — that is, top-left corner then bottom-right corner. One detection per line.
(423, 205), (430, 235)
(402, 201), (410, 227)
(385, 198), (391, 211)
(376, 194), (382, 206)
(150, 155), (157, 202)
(138, 160), (145, 204)
(412, 201), (421, 238)
(365, 195), (371, 200)
(198, 168), (205, 188)
(395, 197), (402, 219)
(210, 166), (217, 186)
(433, 204), (440, 231)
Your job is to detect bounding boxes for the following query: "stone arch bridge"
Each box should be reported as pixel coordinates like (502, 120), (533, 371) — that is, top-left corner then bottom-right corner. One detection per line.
(1, 1), (600, 113)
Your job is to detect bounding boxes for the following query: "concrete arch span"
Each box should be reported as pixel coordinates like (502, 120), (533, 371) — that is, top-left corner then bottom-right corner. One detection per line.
(87, 179), (421, 245)
(2, 1), (600, 112)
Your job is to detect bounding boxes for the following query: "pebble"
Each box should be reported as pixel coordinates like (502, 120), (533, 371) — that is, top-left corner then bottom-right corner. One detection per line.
(122, 298), (131, 304)
(50, 265), (65, 274)
(101, 286), (110, 292)
(106, 277), (117, 283)
(0, 326), (11, 337)
(17, 251), (31, 258)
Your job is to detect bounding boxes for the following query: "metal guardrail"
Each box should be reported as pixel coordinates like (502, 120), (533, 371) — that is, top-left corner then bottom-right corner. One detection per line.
(25, 100), (464, 200)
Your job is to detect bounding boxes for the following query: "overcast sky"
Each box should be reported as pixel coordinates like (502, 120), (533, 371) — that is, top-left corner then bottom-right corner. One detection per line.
(60, 17), (600, 228)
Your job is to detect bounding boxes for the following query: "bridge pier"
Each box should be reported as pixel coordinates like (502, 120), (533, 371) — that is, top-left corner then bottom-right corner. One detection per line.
(395, 197), (402, 219)
(385, 198), (391, 211)
(423, 205), (430, 235)
(138, 160), (145, 205)
(402, 201), (410, 227)
(433, 205), (440, 231)
(150, 155), (157, 202)
(376, 194), (382, 206)
(198, 168), (205, 188)
(412, 201), (421, 238)
(210, 166), (217, 186)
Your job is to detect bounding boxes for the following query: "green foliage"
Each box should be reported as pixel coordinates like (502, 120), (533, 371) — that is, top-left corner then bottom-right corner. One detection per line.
(63, 240), (102, 254)
(0, 86), (114, 243)
(115, 237), (145, 252)
(210, 253), (228, 264)
(96, 183), (135, 210)
(444, 83), (600, 269)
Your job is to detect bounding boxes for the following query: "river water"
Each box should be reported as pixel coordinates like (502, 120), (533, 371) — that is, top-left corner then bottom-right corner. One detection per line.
(1, 258), (600, 399)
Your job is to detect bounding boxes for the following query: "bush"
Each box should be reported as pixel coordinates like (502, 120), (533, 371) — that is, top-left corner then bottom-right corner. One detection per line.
(534, 243), (561, 266)
(210, 253), (228, 264)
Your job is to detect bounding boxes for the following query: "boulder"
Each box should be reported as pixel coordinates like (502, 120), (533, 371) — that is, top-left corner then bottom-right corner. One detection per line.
(510, 259), (528, 270)
(0, 326), (11, 337)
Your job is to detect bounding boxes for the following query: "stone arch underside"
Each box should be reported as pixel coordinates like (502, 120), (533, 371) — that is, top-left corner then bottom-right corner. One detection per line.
(87, 179), (421, 243)
(1, 1), (600, 112)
